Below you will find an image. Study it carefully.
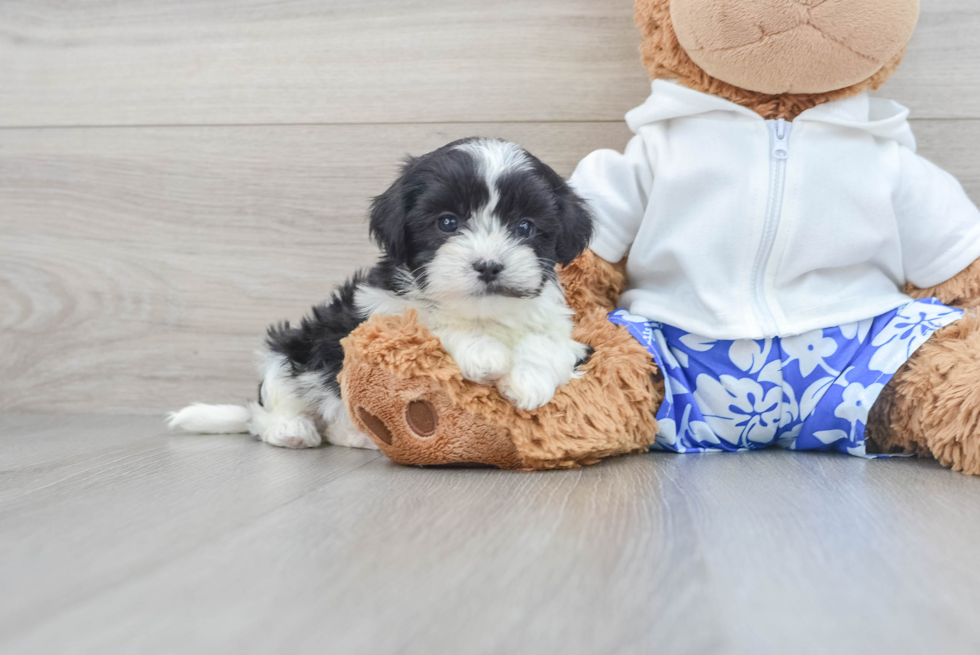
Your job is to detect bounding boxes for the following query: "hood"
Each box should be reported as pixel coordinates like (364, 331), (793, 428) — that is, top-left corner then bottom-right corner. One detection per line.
(626, 80), (916, 152)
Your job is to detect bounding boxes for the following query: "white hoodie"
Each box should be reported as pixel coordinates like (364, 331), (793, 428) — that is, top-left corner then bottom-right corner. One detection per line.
(569, 80), (980, 340)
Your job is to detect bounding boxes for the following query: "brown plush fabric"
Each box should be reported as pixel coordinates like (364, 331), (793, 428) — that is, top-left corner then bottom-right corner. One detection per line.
(340, 251), (662, 470)
(633, 0), (980, 476)
(867, 304), (980, 475)
(670, 0), (919, 95)
(863, 259), (980, 475)
(340, 311), (524, 469)
(635, 0), (909, 120)
(340, 0), (980, 475)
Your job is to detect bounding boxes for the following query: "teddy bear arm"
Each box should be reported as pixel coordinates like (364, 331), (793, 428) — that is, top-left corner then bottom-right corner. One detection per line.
(904, 257), (980, 309)
(338, 252), (663, 470)
(557, 249), (628, 315)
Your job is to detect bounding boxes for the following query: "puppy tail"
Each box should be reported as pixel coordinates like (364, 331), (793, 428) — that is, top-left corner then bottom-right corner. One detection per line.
(166, 403), (251, 434)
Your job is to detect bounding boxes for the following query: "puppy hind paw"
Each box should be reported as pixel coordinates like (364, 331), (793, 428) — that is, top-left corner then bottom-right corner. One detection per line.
(261, 415), (322, 449)
(326, 415), (379, 450)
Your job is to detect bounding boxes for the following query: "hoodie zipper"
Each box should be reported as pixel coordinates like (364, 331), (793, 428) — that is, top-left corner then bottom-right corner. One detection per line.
(751, 119), (792, 336)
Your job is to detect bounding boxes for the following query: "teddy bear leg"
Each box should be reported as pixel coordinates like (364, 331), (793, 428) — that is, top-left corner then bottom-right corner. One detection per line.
(867, 309), (980, 475)
(338, 307), (664, 470)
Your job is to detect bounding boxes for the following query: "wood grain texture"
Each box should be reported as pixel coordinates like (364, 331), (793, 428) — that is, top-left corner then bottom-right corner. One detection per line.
(877, 0), (980, 119)
(0, 414), (383, 647)
(1, 0), (978, 127)
(0, 0), (649, 127)
(3, 118), (979, 415)
(1, 415), (979, 654)
(0, 122), (632, 413)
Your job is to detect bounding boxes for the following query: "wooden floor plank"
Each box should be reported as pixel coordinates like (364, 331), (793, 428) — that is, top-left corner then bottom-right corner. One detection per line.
(0, 0), (977, 127)
(1, 417), (978, 654)
(879, 0), (980, 119)
(0, 0), (649, 127)
(0, 121), (632, 413)
(0, 414), (383, 641)
(3, 119), (979, 414)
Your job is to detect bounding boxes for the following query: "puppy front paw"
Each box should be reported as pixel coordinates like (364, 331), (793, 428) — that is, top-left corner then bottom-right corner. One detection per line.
(497, 365), (559, 411)
(569, 339), (592, 379)
(452, 340), (513, 385)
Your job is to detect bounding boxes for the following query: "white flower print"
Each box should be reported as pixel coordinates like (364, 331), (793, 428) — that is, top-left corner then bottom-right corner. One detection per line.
(868, 302), (961, 373)
(729, 339), (772, 374)
(615, 311), (656, 325)
(679, 334), (717, 352)
(800, 376), (836, 419)
(776, 423), (804, 450)
(666, 373), (691, 396)
(782, 330), (839, 377)
(656, 418), (679, 447)
(618, 300), (961, 458)
(670, 346), (690, 369)
(656, 405), (718, 450)
(813, 429), (849, 446)
(687, 419), (719, 446)
(756, 360), (800, 426)
(654, 332), (683, 371)
(834, 381), (885, 440)
(672, 334), (717, 368)
(778, 377), (800, 427)
(838, 317), (873, 344)
(695, 374), (783, 446)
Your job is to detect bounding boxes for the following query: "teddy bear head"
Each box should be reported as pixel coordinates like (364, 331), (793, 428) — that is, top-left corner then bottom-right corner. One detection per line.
(635, 0), (920, 119)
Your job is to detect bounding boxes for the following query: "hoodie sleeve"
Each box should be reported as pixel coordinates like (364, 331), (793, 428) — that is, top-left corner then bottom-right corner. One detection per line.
(894, 146), (980, 288)
(568, 134), (655, 263)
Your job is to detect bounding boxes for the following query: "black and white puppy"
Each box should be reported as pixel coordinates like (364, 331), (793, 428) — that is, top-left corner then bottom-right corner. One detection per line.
(169, 138), (594, 449)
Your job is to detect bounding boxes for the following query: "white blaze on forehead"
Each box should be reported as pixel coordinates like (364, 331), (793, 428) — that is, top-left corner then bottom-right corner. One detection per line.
(416, 139), (542, 305)
(455, 139), (532, 212)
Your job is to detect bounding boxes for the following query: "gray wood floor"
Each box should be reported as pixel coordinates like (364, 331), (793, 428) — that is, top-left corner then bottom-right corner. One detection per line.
(4, 2), (980, 653)
(2, 414), (979, 655)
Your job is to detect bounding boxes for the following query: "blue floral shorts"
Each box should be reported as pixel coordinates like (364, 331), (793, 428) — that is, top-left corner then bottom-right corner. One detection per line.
(609, 299), (963, 457)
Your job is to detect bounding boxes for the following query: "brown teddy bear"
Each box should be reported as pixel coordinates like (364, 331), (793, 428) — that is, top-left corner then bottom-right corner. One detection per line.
(340, 0), (980, 474)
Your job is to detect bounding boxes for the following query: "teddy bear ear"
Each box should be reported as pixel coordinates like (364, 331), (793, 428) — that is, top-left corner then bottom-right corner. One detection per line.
(368, 156), (419, 264)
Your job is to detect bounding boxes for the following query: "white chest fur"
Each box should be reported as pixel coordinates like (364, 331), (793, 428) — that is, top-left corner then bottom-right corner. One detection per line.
(354, 280), (587, 410)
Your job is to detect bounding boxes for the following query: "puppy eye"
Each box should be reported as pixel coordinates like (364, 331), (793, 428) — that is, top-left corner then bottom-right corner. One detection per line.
(516, 219), (536, 238)
(437, 213), (459, 233)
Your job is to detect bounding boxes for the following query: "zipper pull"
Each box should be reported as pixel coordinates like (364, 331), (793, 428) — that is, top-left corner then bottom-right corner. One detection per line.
(771, 119), (791, 160)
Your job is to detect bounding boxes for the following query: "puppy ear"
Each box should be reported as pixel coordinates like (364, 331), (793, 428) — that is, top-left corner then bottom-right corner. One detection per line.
(526, 154), (595, 266)
(553, 186), (595, 266)
(369, 157), (418, 263)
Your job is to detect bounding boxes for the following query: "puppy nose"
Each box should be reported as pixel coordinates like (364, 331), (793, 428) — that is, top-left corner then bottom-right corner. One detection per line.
(472, 260), (504, 282)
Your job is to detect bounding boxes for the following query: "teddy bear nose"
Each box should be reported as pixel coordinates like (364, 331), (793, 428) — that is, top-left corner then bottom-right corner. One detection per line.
(473, 260), (504, 282)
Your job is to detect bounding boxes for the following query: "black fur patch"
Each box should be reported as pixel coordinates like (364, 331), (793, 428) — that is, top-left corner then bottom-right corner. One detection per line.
(370, 138), (491, 276)
(265, 271), (368, 396)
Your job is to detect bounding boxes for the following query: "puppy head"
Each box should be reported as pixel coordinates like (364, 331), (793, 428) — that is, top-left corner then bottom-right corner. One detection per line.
(369, 138), (594, 302)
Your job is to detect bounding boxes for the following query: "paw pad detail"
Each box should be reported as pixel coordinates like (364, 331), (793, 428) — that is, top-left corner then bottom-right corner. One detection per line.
(406, 400), (438, 437)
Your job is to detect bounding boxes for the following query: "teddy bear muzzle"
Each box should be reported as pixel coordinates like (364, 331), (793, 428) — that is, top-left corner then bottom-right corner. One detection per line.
(669, 0), (920, 95)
